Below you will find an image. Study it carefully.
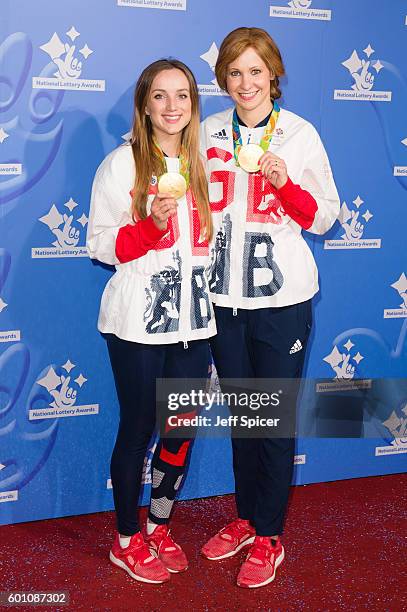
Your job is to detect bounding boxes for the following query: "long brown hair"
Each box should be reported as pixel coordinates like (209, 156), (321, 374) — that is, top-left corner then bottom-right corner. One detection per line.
(215, 27), (285, 101)
(130, 59), (212, 241)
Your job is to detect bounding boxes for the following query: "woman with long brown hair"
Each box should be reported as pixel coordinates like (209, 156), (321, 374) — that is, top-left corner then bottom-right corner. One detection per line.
(200, 27), (339, 588)
(87, 59), (214, 584)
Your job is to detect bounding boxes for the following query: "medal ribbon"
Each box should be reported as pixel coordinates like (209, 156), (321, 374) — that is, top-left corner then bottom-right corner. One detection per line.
(232, 101), (280, 166)
(152, 139), (190, 189)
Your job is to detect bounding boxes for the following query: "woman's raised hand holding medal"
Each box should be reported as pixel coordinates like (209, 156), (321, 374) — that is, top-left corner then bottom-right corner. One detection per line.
(232, 101), (288, 188)
(152, 170), (187, 230)
(150, 141), (189, 230)
(151, 191), (178, 231)
(236, 141), (288, 189)
(258, 151), (288, 189)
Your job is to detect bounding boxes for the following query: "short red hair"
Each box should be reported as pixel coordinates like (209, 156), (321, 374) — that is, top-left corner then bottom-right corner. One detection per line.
(215, 27), (285, 100)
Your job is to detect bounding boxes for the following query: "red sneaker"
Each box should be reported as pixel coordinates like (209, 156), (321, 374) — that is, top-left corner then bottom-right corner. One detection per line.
(109, 532), (170, 584)
(237, 536), (285, 588)
(201, 518), (255, 561)
(144, 525), (188, 573)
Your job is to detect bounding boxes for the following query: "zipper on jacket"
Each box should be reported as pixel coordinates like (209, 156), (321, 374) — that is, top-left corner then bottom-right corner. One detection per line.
(171, 155), (191, 349)
(232, 307), (238, 317)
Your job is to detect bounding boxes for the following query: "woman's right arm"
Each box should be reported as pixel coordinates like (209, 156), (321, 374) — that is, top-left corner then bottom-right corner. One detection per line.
(86, 149), (168, 265)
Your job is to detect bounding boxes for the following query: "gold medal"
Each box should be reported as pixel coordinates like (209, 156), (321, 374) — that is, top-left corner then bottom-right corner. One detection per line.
(158, 172), (187, 199)
(237, 144), (264, 173)
(232, 103), (280, 171)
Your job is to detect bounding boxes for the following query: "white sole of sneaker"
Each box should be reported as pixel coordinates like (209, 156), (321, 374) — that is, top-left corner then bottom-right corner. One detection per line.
(238, 547), (285, 589)
(109, 551), (169, 584)
(203, 536), (255, 561)
(167, 566), (188, 574)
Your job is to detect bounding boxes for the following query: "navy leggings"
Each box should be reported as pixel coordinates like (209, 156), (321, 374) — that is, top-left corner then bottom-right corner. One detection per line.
(210, 301), (312, 536)
(106, 334), (210, 536)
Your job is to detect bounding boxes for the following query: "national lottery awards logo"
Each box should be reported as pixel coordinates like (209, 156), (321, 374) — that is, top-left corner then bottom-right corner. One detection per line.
(376, 403), (407, 456)
(334, 44), (391, 102)
(0, 126), (22, 176)
(31, 198), (88, 259)
(198, 43), (226, 97)
(0, 163), (21, 176)
(0, 249), (21, 344)
(117, 0), (186, 10)
(0, 464), (18, 504)
(29, 359), (99, 421)
(269, 0), (331, 21)
(393, 136), (407, 177)
(316, 338), (371, 392)
(0, 295), (21, 345)
(383, 273), (407, 319)
(324, 195), (381, 250)
(32, 27), (105, 92)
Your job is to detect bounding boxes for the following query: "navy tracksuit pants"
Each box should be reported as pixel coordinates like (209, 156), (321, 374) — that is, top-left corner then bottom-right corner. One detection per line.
(106, 334), (210, 536)
(210, 300), (312, 536)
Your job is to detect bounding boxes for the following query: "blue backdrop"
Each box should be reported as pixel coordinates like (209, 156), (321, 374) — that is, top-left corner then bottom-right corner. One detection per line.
(1, 0), (406, 525)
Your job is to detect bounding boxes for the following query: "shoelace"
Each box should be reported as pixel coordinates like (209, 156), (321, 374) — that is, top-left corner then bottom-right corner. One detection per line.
(126, 536), (156, 564)
(150, 526), (178, 552)
(220, 519), (251, 540)
(246, 539), (275, 565)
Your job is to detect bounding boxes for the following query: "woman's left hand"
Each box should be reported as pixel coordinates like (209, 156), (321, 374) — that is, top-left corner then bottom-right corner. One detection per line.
(258, 152), (288, 190)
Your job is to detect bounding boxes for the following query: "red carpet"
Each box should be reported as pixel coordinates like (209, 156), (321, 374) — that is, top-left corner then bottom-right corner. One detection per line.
(0, 474), (406, 611)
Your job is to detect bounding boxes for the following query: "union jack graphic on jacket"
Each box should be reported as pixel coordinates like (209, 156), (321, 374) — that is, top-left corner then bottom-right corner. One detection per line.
(87, 144), (216, 344)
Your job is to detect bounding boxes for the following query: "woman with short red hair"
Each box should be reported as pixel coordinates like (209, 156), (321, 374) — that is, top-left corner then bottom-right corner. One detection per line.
(200, 27), (339, 589)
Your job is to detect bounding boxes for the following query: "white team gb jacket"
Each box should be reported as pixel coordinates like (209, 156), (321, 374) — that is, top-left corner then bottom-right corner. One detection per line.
(201, 107), (340, 310)
(87, 143), (216, 344)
